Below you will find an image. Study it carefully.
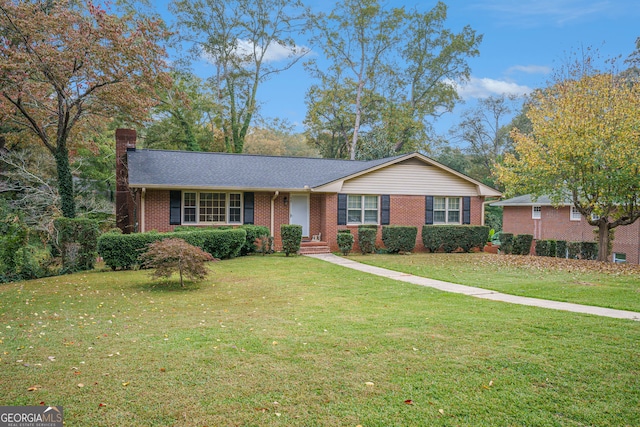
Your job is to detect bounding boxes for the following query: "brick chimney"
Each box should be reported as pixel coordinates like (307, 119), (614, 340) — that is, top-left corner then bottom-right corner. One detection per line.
(115, 129), (136, 233)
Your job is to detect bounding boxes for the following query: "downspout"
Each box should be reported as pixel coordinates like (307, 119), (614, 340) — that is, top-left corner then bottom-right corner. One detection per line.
(140, 188), (146, 233)
(270, 191), (279, 237)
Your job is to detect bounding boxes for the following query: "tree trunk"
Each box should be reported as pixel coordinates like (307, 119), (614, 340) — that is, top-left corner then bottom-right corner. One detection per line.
(597, 223), (610, 262)
(54, 143), (76, 218)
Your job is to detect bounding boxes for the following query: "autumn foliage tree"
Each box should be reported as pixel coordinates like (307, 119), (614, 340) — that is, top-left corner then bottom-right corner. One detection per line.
(139, 238), (215, 287)
(0, 0), (169, 218)
(499, 58), (640, 262)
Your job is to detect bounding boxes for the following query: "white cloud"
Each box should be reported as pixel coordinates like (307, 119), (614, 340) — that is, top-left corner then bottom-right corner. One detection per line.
(204, 39), (311, 65)
(506, 65), (552, 75)
(448, 77), (533, 99)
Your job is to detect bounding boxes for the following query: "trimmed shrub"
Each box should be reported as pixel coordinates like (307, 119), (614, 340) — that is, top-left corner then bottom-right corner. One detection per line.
(358, 225), (377, 254)
(139, 238), (215, 287)
(568, 242), (581, 259)
(382, 226), (417, 253)
(499, 233), (514, 254)
(581, 241), (598, 261)
(281, 224), (302, 256)
(512, 234), (533, 255)
(239, 225), (270, 255)
(97, 229), (246, 270)
(337, 229), (354, 255)
(54, 217), (100, 272)
(556, 240), (567, 258)
(421, 225), (490, 253)
(535, 239), (557, 257)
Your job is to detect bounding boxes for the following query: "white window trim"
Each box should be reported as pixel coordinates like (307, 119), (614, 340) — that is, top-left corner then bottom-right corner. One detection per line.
(532, 205), (541, 219)
(433, 197), (462, 224)
(613, 253), (626, 263)
(182, 191), (243, 225)
(570, 206), (582, 221)
(347, 195), (380, 225)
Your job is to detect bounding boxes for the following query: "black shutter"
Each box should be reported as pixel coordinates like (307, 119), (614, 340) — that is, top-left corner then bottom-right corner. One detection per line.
(380, 195), (390, 225)
(425, 196), (434, 225)
(243, 192), (254, 224)
(337, 194), (347, 225)
(169, 190), (181, 225)
(462, 196), (471, 224)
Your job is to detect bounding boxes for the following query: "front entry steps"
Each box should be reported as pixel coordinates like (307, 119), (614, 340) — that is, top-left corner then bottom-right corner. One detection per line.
(299, 240), (331, 255)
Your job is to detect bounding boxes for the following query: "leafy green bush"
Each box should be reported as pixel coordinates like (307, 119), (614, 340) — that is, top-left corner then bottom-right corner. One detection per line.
(499, 233), (514, 255)
(358, 225), (377, 254)
(239, 225), (270, 255)
(98, 229), (246, 270)
(0, 215), (44, 282)
(421, 225), (490, 253)
(281, 224), (302, 256)
(382, 226), (417, 253)
(54, 217), (100, 272)
(568, 242), (581, 259)
(337, 230), (354, 255)
(555, 240), (567, 258)
(512, 234), (533, 255)
(581, 242), (598, 261)
(535, 239), (557, 257)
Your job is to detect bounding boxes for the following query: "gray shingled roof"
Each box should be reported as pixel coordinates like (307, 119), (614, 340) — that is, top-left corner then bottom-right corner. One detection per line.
(127, 149), (405, 190)
(492, 194), (571, 206)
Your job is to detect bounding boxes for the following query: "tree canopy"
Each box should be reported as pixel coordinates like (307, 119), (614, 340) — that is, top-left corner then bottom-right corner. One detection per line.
(0, 0), (169, 217)
(499, 58), (640, 262)
(305, 0), (481, 160)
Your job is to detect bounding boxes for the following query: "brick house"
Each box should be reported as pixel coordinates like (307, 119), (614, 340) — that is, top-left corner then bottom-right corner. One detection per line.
(493, 194), (640, 264)
(115, 129), (502, 253)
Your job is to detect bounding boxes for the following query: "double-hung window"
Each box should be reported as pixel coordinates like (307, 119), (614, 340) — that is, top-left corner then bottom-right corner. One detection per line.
(183, 192), (242, 224)
(433, 197), (461, 224)
(570, 206), (582, 221)
(347, 195), (379, 224)
(532, 205), (541, 219)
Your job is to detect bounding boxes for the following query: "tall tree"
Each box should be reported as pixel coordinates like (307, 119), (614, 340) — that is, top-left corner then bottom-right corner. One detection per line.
(306, 1), (481, 160)
(450, 94), (520, 185)
(171, 0), (309, 154)
(0, 0), (169, 218)
(499, 58), (640, 262)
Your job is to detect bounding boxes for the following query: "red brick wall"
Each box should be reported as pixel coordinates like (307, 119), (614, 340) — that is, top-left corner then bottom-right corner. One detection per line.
(144, 190), (171, 232)
(142, 190), (491, 254)
(503, 206), (640, 263)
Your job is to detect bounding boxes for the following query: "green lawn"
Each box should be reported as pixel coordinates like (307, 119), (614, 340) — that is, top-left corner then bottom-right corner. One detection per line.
(0, 255), (639, 426)
(354, 252), (640, 312)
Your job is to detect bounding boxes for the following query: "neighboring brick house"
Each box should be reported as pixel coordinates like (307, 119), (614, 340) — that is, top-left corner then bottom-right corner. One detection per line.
(115, 129), (502, 252)
(493, 195), (640, 264)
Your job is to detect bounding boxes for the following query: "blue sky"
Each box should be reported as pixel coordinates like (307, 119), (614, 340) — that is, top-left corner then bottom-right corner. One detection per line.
(159, 0), (639, 137)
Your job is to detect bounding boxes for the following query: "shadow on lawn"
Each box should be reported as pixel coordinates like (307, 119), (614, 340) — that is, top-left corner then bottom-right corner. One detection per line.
(136, 279), (205, 293)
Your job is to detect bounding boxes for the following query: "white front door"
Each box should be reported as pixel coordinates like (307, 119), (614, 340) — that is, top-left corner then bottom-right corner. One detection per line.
(289, 194), (310, 237)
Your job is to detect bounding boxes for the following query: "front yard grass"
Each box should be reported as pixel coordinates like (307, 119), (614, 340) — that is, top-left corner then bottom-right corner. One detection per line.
(355, 252), (640, 312)
(1, 254), (639, 426)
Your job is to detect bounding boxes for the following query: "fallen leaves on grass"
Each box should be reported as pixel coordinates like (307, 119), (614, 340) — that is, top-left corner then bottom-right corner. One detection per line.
(27, 385), (42, 392)
(476, 254), (640, 276)
(404, 399), (413, 405)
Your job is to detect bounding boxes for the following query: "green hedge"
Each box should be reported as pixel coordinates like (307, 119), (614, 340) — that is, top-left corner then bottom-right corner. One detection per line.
(281, 224), (302, 256)
(556, 240), (567, 258)
(358, 225), (377, 254)
(535, 239), (557, 257)
(382, 226), (417, 253)
(512, 234), (533, 255)
(421, 225), (490, 253)
(337, 229), (354, 255)
(568, 242), (581, 259)
(173, 225), (270, 255)
(98, 228), (246, 270)
(499, 233), (514, 254)
(581, 242), (598, 260)
(54, 217), (100, 272)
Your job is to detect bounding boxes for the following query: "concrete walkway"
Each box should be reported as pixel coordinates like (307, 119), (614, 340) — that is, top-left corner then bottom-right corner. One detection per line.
(305, 253), (640, 322)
